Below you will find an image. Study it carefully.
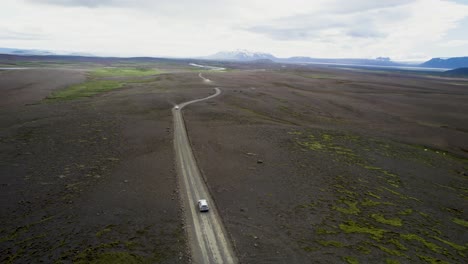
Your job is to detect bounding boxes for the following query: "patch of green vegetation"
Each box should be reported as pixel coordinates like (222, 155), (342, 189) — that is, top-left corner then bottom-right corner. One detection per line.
(382, 170), (398, 178)
(417, 254), (449, 264)
(334, 201), (360, 215)
(339, 221), (387, 240)
(371, 214), (402, 227)
(376, 244), (404, 256)
(381, 187), (407, 199)
(343, 256), (359, 264)
(299, 140), (325, 150)
(96, 225), (115, 238)
(46, 80), (123, 101)
(389, 239), (407, 250)
(432, 236), (466, 251)
(364, 165), (381, 170)
(367, 191), (381, 199)
(386, 259), (400, 264)
(400, 234), (441, 253)
(302, 246), (317, 252)
(419, 212), (429, 218)
(91, 67), (161, 77)
(361, 199), (381, 206)
(452, 218), (468, 227)
(398, 209), (413, 215)
(317, 240), (344, 247)
(296, 132), (358, 162)
(356, 245), (371, 254)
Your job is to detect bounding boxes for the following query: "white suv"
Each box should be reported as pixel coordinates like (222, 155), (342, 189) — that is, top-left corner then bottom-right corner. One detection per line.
(198, 199), (209, 212)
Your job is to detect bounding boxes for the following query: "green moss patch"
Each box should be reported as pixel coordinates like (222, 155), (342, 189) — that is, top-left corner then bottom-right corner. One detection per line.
(376, 245), (404, 256)
(452, 218), (468, 227)
(432, 236), (466, 251)
(361, 199), (381, 206)
(339, 221), (387, 240)
(343, 256), (359, 264)
(398, 209), (413, 215)
(400, 234), (441, 253)
(317, 240), (344, 247)
(46, 80), (123, 101)
(334, 201), (360, 215)
(417, 254), (449, 264)
(91, 67), (161, 77)
(371, 214), (402, 227)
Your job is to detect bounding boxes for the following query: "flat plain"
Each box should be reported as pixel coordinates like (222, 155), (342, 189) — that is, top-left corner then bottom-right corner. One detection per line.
(1, 58), (467, 263)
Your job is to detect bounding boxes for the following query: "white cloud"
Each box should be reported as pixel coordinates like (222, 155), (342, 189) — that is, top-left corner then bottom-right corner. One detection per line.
(0, 0), (467, 59)
(438, 39), (468, 47)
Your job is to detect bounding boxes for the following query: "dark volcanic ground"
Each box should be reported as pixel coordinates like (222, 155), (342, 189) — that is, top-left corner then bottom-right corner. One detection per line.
(0, 69), (213, 263)
(185, 69), (468, 263)
(1, 64), (468, 264)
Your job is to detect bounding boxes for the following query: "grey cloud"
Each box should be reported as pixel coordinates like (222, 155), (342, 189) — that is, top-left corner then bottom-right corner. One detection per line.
(28, 0), (126, 8)
(248, 26), (319, 41)
(0, 29), (47, 40)
(346, 29), (386, 39)
(325, 0), (416, 14)
(243, 3), (410, 41)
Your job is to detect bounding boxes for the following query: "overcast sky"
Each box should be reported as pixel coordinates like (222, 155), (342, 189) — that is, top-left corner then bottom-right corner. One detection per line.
(1, 0), (468, 60)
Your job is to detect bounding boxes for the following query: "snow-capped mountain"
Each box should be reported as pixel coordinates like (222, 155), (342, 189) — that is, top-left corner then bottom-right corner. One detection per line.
(201, 49), (277, 61)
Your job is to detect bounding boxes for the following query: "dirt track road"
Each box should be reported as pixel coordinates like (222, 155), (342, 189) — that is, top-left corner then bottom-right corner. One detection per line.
(173, 87), (237, 264)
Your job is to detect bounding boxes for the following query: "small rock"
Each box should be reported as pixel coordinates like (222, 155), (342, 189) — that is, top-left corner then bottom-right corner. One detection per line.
(257, 159), (263, 164)
(123, 180), (129, 183)
(254, 243), (258, 247)
(240, 208), (246, 212)
(253, 236), (259, 240)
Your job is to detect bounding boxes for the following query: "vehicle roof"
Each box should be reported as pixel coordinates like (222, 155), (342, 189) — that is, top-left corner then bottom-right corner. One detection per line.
(198, 199), (208, 205)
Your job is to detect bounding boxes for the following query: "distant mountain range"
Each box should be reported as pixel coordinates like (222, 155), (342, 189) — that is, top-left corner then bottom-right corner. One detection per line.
(1, 47), (467, 70)
(420, 57), (468, 69)
(201, 50), (468, 69)
(200, 50), (402, 66)
(442, 67), (468, 77)
(201, 49), (276, 61)
(0, 47), (93, 57)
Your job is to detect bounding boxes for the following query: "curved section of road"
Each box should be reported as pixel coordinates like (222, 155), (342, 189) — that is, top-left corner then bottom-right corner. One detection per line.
(198, 73), (212, 82)
(173, 87), (237, 264)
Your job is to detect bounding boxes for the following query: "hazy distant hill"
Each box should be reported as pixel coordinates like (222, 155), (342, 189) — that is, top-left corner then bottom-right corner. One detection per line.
(278, 56), (402, 66)
(420, 57), (468, 69)
(201, 50), (405, 67)
(442, 67), (468, 77)
(0, 47), (93, 57)
(201, 49), (277, 61)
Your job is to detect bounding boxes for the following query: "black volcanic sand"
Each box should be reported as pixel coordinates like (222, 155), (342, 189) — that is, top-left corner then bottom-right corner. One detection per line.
(1, 65), (468, 264)
(184, 68), (468, 263)
(0, 69), (215, 263)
